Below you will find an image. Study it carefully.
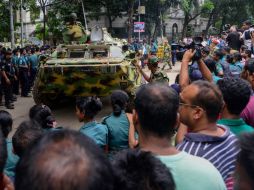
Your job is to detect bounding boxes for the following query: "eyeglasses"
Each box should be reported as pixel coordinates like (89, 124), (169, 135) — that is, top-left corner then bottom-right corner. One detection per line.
(179, 102), (199, 108)
(179, 102), (206, 112)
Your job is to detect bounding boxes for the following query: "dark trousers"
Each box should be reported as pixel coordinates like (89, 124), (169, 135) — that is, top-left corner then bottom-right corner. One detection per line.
(13, 76), (20, 95)
(19, 68), (29, 96)
(2, 79), (13, 105)
(29, 68), (37, 89)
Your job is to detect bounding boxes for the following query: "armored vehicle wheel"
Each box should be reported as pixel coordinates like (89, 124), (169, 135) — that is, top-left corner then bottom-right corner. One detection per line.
(33, 85), (59, 108)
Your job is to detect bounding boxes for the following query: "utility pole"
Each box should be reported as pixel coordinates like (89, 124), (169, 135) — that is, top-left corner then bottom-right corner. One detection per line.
(160, 10), (164, 39)
(9, 0), (15, 48)
(80, 0), (88, 30)
(20, 0), (24, 47)
(138, 0), (141, 41)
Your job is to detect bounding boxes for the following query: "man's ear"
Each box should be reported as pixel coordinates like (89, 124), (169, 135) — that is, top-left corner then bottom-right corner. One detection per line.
(175, 113), (180, 130)
(192, 107), (204, 120)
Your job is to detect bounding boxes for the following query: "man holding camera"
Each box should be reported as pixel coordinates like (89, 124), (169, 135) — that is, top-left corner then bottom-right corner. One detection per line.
(241, 20), (254, 50)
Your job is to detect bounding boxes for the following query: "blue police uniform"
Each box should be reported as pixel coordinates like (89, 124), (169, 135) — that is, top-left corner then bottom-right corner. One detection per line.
(0, 58), (15, 107)
(18, 55), (30, 96)
(28, 54), (39, 88)
(11, 55), (20, 95)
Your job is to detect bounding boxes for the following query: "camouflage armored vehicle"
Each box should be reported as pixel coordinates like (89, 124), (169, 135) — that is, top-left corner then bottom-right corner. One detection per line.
(33, 24), (141, 106)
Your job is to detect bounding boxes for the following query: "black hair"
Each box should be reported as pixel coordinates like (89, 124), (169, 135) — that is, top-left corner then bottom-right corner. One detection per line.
(243, 20), (252, 26)
(222, 46), (231, 54)
(233, 52), (242, 62)
(76, 97), (102, 119)
(112, 149), (176, 190)
(191, 81), (223, 122)
(12, 120), (43, 157)
(240, 45), (248, 51)
(217, 78), (251, 115)
(12, 49), (18, 54)
(204, 58), (216, 73)
(29, 104), (44, 119)
(15, 129), (114, 190)
(20, 48), (26, 55)
(226, 54), (234, 64)
(0, 131), (7, 173)
(111, 90), (129, 116)
(175, 74), (180, 84)
(245, 49), (252, 58)
(244, 58), (254, 74)
(31, 105), (53, 129)
(214, 49), (225, 59)
(0, 110), (13, 138)
(134, 83), (179, 138)
(238, 133), (254, 184)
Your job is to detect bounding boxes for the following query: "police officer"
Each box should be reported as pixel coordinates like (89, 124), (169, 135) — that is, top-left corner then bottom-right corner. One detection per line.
(0, 50), (16, 109)
(19, 48), (30, 97)
(12, 49), (20, 95)
(134, 56), (169, 84)
(28, 49), (39, 89)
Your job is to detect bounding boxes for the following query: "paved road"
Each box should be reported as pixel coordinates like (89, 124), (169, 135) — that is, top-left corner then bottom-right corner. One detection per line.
(2, 61), (181, 136)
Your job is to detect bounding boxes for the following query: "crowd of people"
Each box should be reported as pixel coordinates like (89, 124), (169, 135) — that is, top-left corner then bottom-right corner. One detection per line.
(0, 20), (254, 190)
(0, 45), (52, 109)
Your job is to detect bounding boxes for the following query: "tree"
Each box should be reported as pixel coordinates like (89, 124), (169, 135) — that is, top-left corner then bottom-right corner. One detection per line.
(98, 0), (126, 33)
(0, 0), (10, 41)
(204, 0), (253, 35)
(142, 0), (179, 40)
(180, 0), (214, 38)
(38, 0), (49, 45)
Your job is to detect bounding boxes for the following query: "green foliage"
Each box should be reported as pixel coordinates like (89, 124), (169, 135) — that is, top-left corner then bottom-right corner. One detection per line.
(0, 0), (10, 40)
(201, 0), (214, 12)
(35, 23), (48, 40)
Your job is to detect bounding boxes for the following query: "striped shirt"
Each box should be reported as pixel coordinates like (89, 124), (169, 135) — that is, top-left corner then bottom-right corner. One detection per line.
(177, 126), (239, 187)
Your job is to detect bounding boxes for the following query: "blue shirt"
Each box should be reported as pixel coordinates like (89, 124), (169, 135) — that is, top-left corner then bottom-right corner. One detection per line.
(212, 73), (222, 84)
(18, 55), (29, 67)
(29, 54), (39, 68)
(11, 56), (20, 66)
(79, 121), (108, 148)
(4, 139), (19, 178)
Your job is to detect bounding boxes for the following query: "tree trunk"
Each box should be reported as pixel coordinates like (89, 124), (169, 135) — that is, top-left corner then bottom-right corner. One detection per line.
(204, 9), (215, 36)
(106, 8), (113, 33)
(127, 0), (135, 43)
(152, 22), (159, 39)
(9, 0), (15, 48)
(182, 14), (189, 39)
(43, 7), (46, 45)
(220, 15), (226, 34)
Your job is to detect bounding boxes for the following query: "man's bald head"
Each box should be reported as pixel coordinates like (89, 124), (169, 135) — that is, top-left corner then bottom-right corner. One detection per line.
(15, 130), (114, 190)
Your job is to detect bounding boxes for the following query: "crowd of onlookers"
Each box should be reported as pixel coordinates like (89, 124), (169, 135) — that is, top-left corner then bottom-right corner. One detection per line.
(1, 20), (254, 190)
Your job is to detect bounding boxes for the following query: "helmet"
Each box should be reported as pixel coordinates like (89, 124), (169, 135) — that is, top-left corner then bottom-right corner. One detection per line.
(70, 13), (77, 20)
(148, 56), (159, 66)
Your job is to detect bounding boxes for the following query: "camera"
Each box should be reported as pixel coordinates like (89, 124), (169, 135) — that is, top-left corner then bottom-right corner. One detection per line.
(223, 24), (231, 33)
(176, 37), (203, 61)
(176, 37), (203, 62)
(189, 37), (203, 61)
